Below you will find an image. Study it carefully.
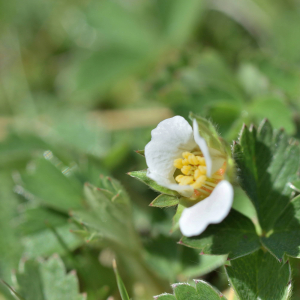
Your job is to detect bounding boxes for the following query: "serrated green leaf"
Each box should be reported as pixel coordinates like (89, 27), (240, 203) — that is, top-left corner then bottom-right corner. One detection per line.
(128, 170), (179, 196)
(233, 119), (300, 232)
(171, 281), (225, 300)
(16, 260), (44, 300)
(173, 284), (199, 300)
(180, 210), (260, 260)
(155, 280), (225, 299)
(261, 195), (300, 259)
(15, 206), (83, 259)
(113, 260), (130, 300)
(225, 250), (291, 300)
(12, 255), (86, 300)
(40, 256), (85, 300)
(71, 182), (138, 250)
(150, 194), (179, 208)
(194, 280), (225, 299)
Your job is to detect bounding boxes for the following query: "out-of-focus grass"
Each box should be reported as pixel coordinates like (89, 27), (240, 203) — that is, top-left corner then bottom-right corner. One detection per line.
(1, 0), (300, 299)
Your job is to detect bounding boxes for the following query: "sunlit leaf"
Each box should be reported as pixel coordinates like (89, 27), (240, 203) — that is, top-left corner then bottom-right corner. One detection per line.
(226, 250), (291, 300)
(155, 280), (226, 299)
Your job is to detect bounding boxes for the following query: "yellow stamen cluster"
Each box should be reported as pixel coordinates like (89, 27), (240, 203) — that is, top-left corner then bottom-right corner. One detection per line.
(174, 152), (207, 189)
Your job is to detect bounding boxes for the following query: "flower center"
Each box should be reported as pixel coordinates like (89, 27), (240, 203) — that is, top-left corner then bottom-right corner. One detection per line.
(173, 151), (225, 198)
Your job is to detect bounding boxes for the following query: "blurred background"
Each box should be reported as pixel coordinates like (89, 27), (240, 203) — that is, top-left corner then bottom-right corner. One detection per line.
(1, 0), (300, 299)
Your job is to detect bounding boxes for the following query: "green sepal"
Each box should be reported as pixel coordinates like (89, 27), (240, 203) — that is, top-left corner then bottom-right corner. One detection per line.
(135, 149), (145, 156)
(189, 113), (224, 151)
(171, 204), (185, 233)
(150, 194), (179, 207)
(225, 250), (292, 300)
(128, 170), (179, 196)
(190, 112), (234, 178)
(180, 209), (260, 260)
(261, 194), (300, 260)
(233, 119), (300, 232)
(190, 112), (229, 155)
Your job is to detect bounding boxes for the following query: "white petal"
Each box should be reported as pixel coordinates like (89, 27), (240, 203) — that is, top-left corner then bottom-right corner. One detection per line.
(145, 116), (197, 188)
(193, 119), (225, 177)
(179, 180), (233, 237)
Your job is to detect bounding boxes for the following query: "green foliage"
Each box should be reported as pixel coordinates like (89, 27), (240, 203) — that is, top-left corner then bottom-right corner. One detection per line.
(150, 194), (179, 208)
(180, 210), (260, 259)
(0, 173), (22, 283)
(21, 157), (83, 212)
(157, 0), (204, 46)
(226, 250), (292, 300)
(71, 179), (136, 249)
(247, 97), (295, 135)
(144, 235), (226, 281)
(4, 255), (86, 300)
(128, 170), (179, 196)
(262, 195), (300, 259)
(290, 180), (300, 193)
(155, 280), (226, 299)
(190, 113), (227, 153)
(171, 203), (185, 233)
(233, 119), (300, 232)
(3, 0), (300, 299)
(135, 150), (145, 157)
(113, 260), (130, 300)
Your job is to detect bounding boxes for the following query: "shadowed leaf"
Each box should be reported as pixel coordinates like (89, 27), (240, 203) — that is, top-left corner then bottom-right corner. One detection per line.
(181, 209), (260, 260)
(262, 195), (300, 259)
(233, 119), (300, 232)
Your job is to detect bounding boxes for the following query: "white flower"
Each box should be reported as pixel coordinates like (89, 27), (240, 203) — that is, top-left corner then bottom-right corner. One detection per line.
(145, 116), (234, 237)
